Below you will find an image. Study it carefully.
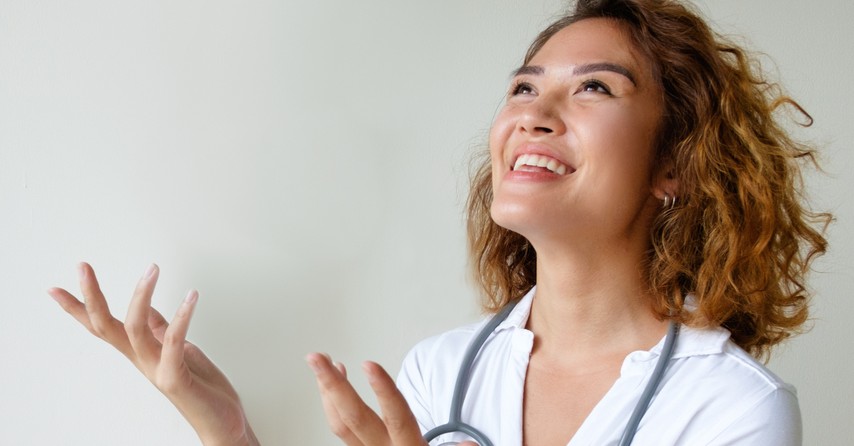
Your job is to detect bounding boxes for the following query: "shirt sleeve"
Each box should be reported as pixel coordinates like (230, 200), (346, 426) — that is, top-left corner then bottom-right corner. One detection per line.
(396, 341), (436, 435)
(706, 386), (802, 446)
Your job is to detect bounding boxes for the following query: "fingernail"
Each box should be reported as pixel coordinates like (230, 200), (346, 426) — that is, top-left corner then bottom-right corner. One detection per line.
(306, 356), (322, 373)
(143, 263), (157, 279)
(77, 263), (86, 280)
(184, 289), (198, 305)
(362, 362), (378, 384)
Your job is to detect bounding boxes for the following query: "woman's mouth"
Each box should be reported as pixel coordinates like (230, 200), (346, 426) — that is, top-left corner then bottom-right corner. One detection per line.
(512, 153), (574, 175)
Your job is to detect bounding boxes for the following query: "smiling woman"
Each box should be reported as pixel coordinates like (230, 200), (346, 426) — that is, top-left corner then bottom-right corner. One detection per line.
(311, 0), (830, 445)
(45, 0), (831, 445)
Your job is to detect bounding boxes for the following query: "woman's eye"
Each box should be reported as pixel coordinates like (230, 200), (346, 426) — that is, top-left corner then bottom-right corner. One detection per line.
(579, 80), (610, 94)
(511, 82), (535, 96)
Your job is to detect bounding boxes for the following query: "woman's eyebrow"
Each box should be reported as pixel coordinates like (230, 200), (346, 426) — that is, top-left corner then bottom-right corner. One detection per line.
(573, 62), (637, 85)
(510, 65), (545, 77)
(511, 63), (637, 86)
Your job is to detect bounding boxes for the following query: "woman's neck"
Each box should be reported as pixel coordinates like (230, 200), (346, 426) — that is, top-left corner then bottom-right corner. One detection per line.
(526, 243), (668, 368)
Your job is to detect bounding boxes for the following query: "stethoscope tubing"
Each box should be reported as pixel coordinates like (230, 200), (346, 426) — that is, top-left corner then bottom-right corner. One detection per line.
(423, 300), (520, 446)
(617, 320), (680, 446)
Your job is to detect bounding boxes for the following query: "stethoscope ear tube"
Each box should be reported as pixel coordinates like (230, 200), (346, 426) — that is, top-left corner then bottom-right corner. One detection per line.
(617, 320), (680, 446)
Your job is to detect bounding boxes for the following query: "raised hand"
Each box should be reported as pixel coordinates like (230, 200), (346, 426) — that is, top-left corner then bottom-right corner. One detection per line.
(306, 353), (478, 446)
(48, 262), (259, 446)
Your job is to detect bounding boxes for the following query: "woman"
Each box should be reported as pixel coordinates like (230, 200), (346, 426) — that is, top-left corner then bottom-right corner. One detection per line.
(50, 0), (829, 444)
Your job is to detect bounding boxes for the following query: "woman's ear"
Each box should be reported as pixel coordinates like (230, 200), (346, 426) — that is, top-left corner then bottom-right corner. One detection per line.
(652, 162), (680, 201)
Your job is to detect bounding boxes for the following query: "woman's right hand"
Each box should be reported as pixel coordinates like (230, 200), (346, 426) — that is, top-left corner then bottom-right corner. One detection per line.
(48, 262), (259, 446)
(306, 353), (478, 446)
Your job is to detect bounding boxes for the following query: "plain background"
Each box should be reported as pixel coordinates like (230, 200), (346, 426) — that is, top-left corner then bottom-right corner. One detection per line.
(1, 0), (852, 444)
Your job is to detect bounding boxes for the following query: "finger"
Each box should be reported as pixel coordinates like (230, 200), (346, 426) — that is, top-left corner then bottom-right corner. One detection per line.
(125, 264), (163, 364)
(48, 287), (95, 332)
(363, 361), (425, 445)
(160, 290), (198, 376)
(147, 307), (169, 342)
(309, 354), (365, 446)
(78, 263), (130, 350)
(317, 374), (363, 445)
(308, 353), (387, 446)
(149, 305), (231, 389)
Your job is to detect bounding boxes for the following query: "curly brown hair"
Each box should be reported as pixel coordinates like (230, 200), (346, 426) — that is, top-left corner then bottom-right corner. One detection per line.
(466, 0), (830, 359)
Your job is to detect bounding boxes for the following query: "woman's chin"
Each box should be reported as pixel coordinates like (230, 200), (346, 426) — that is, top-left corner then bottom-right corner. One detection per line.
(490, 204), (556, 240)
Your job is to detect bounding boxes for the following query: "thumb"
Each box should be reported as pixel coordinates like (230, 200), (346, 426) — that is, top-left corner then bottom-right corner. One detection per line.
(458, 443), (479, 446)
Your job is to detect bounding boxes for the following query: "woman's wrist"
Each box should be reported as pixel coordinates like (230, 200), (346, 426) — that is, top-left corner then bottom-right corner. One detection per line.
(198, 417), (259, 446)
(200, 429), (259, 446)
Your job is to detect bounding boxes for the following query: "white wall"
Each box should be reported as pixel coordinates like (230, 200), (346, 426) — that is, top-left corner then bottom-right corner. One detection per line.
(1, 0), (851, 444)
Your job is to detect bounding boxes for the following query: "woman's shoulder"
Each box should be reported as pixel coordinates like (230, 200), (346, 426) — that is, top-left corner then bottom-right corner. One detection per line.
(643, 324), (801, 444)
(400, 318), (490, 374)
(395, 317), (497, 431)
(672, 324), (795, 393)
(401, 291), (535, 375)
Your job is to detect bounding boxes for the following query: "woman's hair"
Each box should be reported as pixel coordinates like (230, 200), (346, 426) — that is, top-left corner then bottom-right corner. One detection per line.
(466, 0), (831, 359)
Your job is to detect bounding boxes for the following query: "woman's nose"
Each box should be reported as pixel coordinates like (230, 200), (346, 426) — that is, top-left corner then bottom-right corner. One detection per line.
(517, 98), (566, 136)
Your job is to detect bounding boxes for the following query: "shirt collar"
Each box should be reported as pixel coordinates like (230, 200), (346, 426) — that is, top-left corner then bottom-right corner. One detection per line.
(495, 286), (536, 332)
(492, 285), (732, 360)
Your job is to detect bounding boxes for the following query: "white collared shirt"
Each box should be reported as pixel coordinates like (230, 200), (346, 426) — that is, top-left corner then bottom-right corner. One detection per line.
(397, 288), (801, 445)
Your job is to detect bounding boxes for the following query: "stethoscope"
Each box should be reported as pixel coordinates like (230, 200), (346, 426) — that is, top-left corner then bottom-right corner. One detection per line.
(423, 299), (680, 446)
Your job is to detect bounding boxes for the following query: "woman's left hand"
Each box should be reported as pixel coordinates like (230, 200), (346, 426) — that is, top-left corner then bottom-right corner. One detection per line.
(307, 353), (464, 446)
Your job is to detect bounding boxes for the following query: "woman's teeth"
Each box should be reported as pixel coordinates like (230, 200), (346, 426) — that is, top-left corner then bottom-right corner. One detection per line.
(513, 154), (569, 175)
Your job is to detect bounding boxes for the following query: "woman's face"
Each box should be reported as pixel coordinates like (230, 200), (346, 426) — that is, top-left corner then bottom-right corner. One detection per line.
(489, 18), (665, 249)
